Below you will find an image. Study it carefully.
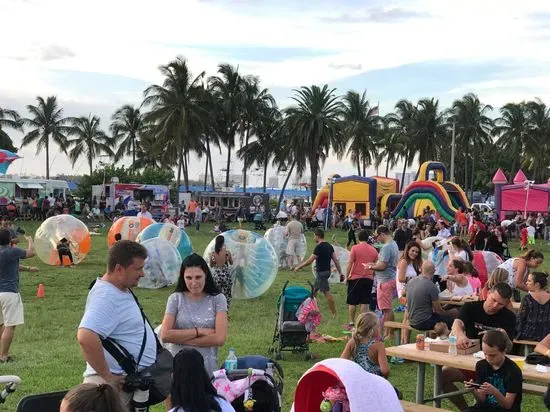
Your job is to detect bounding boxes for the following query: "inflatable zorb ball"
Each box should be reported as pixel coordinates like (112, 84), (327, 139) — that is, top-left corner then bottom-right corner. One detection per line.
(34, 215), (91, 265)
(108, 216), (154, 247)
(136, 223), (192, 260)
(312, 244), (349, 283)
(473, 250), (503, 287)
(264, 226), (307, 268)
(204, 229), (278, 299)
(139, 238), (182, 289)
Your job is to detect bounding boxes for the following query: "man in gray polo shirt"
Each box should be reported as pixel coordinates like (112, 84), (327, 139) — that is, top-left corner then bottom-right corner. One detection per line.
(406, 261), (457, 330)
(366, 225), (398, 340)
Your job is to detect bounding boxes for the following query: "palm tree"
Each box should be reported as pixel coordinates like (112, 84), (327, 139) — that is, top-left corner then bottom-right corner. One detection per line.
(239, 75), (276, 191)
(284, 85), (343, 201)
(376, 117), (402, 177)
(386, 99), (417, 191)
(0, 106), (21, 152)
(21, 96), (70, 179)
(493, 102), (529, 180)
(110, 105), (145, 166)
(208, 64), (244, 188)
(342, 91), (379, 176)
(524, 99), (550, 182)
(238, 106), (283, 192)
(414, 98), (449, 165)
(450, 93), (493, 194)
(142, 56), (208, 190)
(66, 115), (114, 175)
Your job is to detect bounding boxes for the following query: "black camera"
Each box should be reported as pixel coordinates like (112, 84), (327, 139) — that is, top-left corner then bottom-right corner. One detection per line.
(123, 372), (153, 392)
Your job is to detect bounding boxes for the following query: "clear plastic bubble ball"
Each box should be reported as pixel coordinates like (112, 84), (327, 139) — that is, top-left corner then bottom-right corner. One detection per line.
(138, 238), (182, 289)
(34, 215), (91, 265)
(108, 216), (154, 247)
(136, 223), (192, 260)
(264, 225), (307, 268)
(312, 244), (350, 283)
(203, 229), (278, 299)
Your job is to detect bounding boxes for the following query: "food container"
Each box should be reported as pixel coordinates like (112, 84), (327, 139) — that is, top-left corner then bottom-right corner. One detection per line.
(430, 339), (480, 355)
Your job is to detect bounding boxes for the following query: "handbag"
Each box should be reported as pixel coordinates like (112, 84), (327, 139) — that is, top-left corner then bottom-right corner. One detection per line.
(525, 352), (550, 366)
(101, 290), (173, 406)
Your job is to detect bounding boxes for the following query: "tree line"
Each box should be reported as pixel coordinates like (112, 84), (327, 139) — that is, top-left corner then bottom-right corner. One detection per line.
(0, 55), (548, 202)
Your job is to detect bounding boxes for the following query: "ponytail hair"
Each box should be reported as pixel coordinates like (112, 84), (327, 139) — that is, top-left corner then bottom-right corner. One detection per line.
(351, 312), (380, 357)
(530, 272), (548, 289)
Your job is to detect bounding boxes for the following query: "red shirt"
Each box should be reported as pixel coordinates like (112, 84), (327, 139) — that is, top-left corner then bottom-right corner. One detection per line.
(348, 242), (378, 280)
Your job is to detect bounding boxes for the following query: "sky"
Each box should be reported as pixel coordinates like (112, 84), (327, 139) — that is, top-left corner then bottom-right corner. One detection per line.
(2, 0), (550, 186)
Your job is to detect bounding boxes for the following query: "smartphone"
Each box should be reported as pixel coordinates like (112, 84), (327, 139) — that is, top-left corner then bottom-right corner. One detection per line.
(466, 382), (482, 388)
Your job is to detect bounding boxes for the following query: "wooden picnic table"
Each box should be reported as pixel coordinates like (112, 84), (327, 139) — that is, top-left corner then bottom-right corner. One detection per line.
(386, 343), (550, 408)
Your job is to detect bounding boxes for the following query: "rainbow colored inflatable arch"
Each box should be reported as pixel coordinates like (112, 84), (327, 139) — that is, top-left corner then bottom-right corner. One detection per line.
(391, 161), (470, 221)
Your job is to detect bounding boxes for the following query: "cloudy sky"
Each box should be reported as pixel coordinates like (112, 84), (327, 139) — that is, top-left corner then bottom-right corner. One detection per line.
(2, 0), (550, 186)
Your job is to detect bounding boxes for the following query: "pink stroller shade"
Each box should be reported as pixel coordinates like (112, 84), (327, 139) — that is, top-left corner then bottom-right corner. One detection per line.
(291, 358), (403, 412)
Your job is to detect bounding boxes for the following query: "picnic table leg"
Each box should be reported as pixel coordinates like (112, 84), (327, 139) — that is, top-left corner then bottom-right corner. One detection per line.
(416, 362), (426, 404)
(433, 364), (442, 408)
(524, 345), (530, 357)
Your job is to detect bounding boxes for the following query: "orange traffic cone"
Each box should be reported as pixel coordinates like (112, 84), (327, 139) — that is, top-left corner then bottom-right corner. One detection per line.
(37, 283), (45, 298)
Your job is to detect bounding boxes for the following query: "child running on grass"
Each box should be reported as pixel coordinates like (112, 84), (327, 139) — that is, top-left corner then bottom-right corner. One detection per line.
(340, 312), (389, 377)
(464, 329), (522, 412)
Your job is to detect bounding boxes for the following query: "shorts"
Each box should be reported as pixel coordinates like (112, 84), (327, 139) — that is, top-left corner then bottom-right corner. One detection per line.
(315, 271), (331, 293)
(346, 278), (373, 305)
(286, 238), (303, 256)
(0, 292), (24, 326)
(376, 279), (396, 310)
(237, 217), (244, 223)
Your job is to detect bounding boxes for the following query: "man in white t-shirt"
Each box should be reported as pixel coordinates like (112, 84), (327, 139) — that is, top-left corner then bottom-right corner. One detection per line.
(137, 204), (153, 220)
(77, 240), (155, 406)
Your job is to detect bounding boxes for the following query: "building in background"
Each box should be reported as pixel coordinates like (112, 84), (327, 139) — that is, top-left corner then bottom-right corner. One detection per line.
(395, 172), (416, 191)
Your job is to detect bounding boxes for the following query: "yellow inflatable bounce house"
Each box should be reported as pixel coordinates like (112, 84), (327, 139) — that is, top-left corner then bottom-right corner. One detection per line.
(311, 175), (400, 219)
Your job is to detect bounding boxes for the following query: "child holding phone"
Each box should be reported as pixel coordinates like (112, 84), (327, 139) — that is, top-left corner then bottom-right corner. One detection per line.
(464, 329), (522, 411)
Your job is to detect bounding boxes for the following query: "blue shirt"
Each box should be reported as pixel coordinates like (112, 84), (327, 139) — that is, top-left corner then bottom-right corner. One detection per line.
(0, 246), (27, 293)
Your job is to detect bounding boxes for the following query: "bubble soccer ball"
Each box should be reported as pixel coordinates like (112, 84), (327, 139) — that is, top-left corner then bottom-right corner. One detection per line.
(312, 244), (350, 283)
(34, 215), (91, 265)
(264, 226), (307, 268)
(203, 229), (278, 299)
(108, 216), (154, 247)
(136, 223), (192, 260)
(473, 250), (503, 287)
(139, 238), (182, 289)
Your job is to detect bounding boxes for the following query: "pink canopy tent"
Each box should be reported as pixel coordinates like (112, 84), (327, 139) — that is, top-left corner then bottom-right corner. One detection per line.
(493, 169), (550, 219)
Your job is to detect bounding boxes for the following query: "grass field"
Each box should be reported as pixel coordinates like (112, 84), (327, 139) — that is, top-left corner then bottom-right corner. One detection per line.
(0, 220), (548, 411)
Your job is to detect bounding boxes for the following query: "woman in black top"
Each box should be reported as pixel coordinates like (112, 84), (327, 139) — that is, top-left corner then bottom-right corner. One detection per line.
(486, 226), (507, 258)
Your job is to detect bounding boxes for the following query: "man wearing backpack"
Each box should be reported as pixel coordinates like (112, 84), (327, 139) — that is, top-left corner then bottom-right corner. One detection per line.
(77, 240), (156, 406)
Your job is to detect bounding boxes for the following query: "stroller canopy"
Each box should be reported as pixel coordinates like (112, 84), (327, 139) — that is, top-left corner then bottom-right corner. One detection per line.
(291, 358), (403, 412)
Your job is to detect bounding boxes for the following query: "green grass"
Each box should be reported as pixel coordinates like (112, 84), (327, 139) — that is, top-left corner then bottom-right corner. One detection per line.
(1, 221), (548, 411)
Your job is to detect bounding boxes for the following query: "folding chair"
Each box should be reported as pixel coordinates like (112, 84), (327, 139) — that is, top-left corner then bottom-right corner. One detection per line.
(16, 391), (67, 412)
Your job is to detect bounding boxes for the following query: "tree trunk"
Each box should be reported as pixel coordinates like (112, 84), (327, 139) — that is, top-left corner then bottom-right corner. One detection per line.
(182, 150), (189, 191)
(177, 152), (182, 192)
(89, 154), (93, 177)
(205, 138), (215, 190)
(362, 157), (366, 177)
(262, 156), (268, 193)
(203, 150), (209, 190)
(243, 126), (250, 192)
(225, 144), (231, 189)
(356, 157), (361, 176)
(132, 137), (136, 167)
(45, 138), (50, 179)
(385, 159), (390, 177)
(400, 152), (409, 192)
(277, 160), (296, 211)
(470, 151), (476, 201)
(464, 141), (469, 197)
(309, 155), (319, 206)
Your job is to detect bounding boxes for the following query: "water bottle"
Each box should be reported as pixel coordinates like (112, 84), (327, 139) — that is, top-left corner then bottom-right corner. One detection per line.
(224, 348), (238, 372)
(132, 389), (149, 412)
(266, 362), (274, 377)
(448, 333), (458, 356)
(436, 282), (441, 292)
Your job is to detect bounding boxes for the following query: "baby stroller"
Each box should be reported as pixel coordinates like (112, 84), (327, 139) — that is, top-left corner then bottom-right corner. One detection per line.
(0, 375), (66, 412)
(213, 355), (283, 412)
(253, 212), (266, 230)
(270, 281), (317, 360)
